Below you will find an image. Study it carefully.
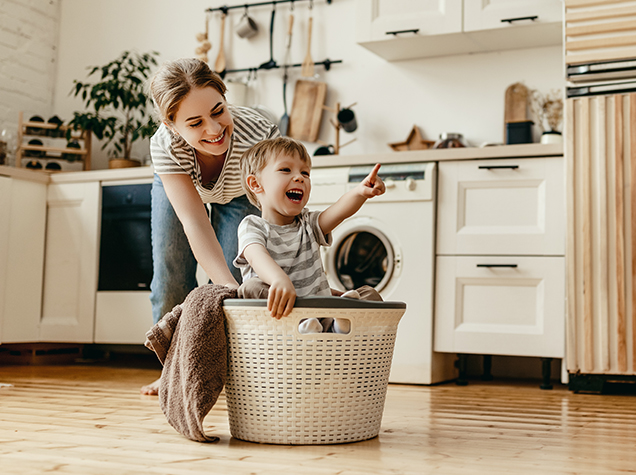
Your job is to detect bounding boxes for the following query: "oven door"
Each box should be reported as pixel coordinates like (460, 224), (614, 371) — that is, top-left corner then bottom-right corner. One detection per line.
(98, 183), (153, 291)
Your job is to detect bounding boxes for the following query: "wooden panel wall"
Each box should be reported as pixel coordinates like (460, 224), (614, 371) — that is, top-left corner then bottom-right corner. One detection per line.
(566, 93), (636, 375)
(565, 0), (636, 65)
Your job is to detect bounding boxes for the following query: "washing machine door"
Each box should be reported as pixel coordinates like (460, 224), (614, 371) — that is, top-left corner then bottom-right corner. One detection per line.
(329, 225), (396, 292)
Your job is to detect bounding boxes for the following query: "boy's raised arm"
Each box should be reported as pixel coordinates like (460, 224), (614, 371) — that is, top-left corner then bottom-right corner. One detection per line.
(318, 163), (385, 235)
(243, 243), (297, 319)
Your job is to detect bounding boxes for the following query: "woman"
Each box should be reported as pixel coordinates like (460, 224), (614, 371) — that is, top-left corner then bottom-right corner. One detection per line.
(142, 58), (279, 395)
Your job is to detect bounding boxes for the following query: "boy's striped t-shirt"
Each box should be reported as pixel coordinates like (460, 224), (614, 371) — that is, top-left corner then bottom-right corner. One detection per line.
(233, 209), (332, 297)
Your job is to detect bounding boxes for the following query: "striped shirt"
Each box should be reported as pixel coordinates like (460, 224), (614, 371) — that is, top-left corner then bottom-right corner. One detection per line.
(150, 105), (279, 204)
(233, 209), (332, 297)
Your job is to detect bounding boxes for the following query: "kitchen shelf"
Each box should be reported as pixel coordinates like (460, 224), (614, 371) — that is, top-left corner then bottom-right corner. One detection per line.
(16, 111), (91, 171)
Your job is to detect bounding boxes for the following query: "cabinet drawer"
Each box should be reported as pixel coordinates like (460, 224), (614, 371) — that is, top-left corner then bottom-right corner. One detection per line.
(437, 157), (564, 256)
(434, 255), (565, 358)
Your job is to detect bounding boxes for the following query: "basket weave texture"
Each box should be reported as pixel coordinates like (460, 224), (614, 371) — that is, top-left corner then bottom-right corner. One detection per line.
(223, 304), (405, 445)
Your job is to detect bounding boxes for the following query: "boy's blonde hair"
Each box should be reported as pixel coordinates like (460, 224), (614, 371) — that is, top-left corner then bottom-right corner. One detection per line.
(240, 137), (312, 210)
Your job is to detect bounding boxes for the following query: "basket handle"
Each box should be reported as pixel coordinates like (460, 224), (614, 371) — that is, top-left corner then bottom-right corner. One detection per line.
(290, 314), (355, 339)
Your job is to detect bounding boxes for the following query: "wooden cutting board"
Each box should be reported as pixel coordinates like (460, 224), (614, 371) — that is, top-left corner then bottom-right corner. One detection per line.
(287, 79), (327, 142)
(504, 82), (529, 123)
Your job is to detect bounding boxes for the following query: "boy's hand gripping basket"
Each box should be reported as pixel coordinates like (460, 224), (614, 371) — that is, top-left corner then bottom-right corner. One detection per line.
(223, 297), (406, 445)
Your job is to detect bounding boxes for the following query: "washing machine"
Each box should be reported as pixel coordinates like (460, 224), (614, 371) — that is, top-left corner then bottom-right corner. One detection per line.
(309, 162), (456, 385)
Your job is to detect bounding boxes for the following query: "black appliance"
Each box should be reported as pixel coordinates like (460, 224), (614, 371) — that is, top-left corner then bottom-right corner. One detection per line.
(98, 183), (153, 291)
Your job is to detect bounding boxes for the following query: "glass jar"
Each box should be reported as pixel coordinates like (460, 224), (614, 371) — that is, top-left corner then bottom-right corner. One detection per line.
(433, 133), (467, 149)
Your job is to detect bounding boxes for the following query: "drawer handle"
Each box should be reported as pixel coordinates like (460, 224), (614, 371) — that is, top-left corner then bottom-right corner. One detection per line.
(501, 16), (538, 23)
(386, 29), (419, 36)
(478, 165), (519, 170)
(476, 264), (518, 268)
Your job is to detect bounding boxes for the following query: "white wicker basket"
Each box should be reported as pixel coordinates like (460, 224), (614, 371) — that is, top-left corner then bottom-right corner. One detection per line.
(223, 297), (406, 445)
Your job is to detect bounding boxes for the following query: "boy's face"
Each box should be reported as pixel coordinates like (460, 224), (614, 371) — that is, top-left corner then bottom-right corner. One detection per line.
(249, 151), (311, 226)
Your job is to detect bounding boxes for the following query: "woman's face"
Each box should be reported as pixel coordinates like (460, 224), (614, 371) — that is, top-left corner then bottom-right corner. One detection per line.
(171, 86), (234, 159)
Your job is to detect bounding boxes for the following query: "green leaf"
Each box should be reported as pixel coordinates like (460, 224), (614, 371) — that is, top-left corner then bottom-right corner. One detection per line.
(66, 50), (161, 159)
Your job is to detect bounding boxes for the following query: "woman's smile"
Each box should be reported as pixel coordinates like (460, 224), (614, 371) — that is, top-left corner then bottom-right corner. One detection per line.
(202, 129), (225, 145)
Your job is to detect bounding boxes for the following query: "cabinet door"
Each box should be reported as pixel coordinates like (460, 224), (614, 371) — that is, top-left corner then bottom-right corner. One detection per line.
(437, 157), (565, 256)
(434, 255), (565, 358)
(0, 177), (9, 343)
(40, 182), (100, 342)
(0, 178), (47, 343)
(464, 0), (562, 32)
(357, 0), (463, 41)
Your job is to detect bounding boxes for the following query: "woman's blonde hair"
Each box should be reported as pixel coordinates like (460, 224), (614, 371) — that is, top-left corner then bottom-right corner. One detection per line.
(149, 58), (227, 124)
(239, 137), (312, 210)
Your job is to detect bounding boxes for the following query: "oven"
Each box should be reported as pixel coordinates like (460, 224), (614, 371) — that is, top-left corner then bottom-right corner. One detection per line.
(94, 181), (154, 344)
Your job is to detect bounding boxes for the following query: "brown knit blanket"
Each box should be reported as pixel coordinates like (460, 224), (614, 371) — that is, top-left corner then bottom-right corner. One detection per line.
(145, 284), (236, 442)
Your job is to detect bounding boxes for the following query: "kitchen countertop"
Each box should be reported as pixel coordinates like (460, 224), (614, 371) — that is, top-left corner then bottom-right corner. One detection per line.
(312, 143), (563, 168)
(0, 165), (51, 183)
(0, 143), (563, 183)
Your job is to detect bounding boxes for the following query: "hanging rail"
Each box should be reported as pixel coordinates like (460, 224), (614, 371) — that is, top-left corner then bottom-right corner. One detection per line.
(223, 58), (341, 76)
(206, 0), (331, 14)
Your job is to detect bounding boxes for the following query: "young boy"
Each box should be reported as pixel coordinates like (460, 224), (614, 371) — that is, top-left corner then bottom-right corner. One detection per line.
(233, 137), (386, 332)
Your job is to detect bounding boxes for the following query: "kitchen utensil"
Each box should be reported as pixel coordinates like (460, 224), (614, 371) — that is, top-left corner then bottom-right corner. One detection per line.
(337, 108), (357, 133)
(504, 82), (529, 141)
(504, 83), (529, 122)
(288, 79), (327, 142)
(259, 7), (277, 70)
(432, 133), (467, 149)
(214, 13), (227, 75)
(225, 77), (248, 106)
(279, 11), (294, 136)
(314, 144), (335, 156)
(301, 13), (314, 77)
(236, 11), (258, 39)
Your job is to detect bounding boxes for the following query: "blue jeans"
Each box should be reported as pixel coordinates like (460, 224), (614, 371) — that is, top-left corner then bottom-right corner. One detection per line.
(149, 174), (259, 324)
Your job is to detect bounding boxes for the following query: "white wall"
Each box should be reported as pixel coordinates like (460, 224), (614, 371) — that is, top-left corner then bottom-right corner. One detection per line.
(0, 0), (61, 164)
(53, 0), (565, 170)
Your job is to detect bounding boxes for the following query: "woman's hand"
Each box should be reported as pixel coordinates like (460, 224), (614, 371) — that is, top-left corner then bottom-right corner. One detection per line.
(267, 277), (296, 319)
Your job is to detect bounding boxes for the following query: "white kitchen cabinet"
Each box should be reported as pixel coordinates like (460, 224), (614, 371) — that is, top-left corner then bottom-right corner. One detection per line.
(434, 155), (566, 385)
(356, 0), (563, 61)
(436, 157), (565, 256)
(40, 181), (100, 342)
(359, 0), (463, 41)
(464, 0), (562, 32)
(434, 255), (565, 358)
(0, 176), (47, 344)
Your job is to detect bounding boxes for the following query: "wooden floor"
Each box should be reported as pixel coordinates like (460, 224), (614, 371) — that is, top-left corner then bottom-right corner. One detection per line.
(1, 365), (636, 475)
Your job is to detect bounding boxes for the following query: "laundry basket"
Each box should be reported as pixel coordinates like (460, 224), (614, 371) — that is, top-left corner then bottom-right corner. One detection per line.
(222, 296), (406, 445)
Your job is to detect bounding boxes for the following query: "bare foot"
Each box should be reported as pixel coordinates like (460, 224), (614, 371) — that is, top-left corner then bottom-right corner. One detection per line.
(140, 377), (160, 396)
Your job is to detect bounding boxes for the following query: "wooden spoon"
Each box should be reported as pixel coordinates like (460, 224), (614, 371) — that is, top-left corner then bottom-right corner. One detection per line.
(301, 16), (314, 78)
(214, 13), (226, 74)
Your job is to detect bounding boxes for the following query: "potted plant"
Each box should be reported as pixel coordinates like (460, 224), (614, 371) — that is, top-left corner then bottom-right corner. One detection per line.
(530, 88), (564, 144)
(67, 51), (159, 168)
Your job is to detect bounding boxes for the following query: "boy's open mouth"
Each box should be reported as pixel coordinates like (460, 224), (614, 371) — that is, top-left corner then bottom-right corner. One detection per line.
(286, 189), (304, 203)
(202, 130), (225, 144)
